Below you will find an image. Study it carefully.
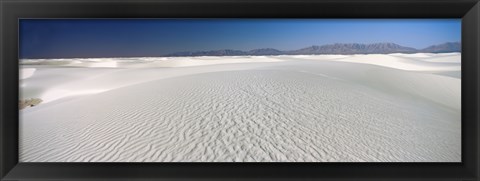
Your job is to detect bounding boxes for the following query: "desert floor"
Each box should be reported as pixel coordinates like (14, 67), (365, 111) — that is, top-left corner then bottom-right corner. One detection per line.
(19, 53), (461, 162)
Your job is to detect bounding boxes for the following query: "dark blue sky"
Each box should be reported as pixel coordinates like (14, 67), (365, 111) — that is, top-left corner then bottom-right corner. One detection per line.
(19, 19), (461, 59)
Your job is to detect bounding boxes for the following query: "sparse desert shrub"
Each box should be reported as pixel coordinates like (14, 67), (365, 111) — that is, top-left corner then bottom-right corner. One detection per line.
(19, 98), (43, 110)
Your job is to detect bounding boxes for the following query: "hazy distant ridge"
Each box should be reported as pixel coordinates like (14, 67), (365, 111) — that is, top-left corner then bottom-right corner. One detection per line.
(167, 42), (460, 57)
(420, 42), (461, 53)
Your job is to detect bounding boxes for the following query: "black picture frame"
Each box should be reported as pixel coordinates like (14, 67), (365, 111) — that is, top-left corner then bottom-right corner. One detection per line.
(1, 0), (479, 180)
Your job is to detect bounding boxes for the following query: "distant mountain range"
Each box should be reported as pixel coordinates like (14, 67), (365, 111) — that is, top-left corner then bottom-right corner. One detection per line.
(166, 42), (460, 57)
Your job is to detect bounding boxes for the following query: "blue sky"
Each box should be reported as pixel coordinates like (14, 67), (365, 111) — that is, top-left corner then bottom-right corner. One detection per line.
(19, 19), (461, 58)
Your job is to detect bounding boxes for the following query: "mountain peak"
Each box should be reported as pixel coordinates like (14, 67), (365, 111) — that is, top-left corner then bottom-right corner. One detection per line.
(248, 48), (283, 55)
(292, 42), (417, 54)
(421, 42), (461, 53)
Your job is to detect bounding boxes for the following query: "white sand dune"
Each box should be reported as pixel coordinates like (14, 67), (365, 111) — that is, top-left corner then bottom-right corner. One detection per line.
(19, 68), (36, 80)
(19, 53), (461, 162)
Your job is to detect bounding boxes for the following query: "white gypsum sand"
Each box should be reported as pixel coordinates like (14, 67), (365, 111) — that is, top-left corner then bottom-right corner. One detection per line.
(19, 53), (461, 162)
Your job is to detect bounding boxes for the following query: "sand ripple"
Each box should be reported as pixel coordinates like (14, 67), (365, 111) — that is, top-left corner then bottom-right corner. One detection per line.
(20, 59), (460, 162)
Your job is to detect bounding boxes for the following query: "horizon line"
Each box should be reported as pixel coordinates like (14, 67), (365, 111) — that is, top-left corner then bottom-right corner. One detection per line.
(19, 41), (461, 60)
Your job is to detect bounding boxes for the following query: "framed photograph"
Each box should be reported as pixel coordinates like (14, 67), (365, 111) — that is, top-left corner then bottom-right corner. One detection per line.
(1, 0), (479, 180)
